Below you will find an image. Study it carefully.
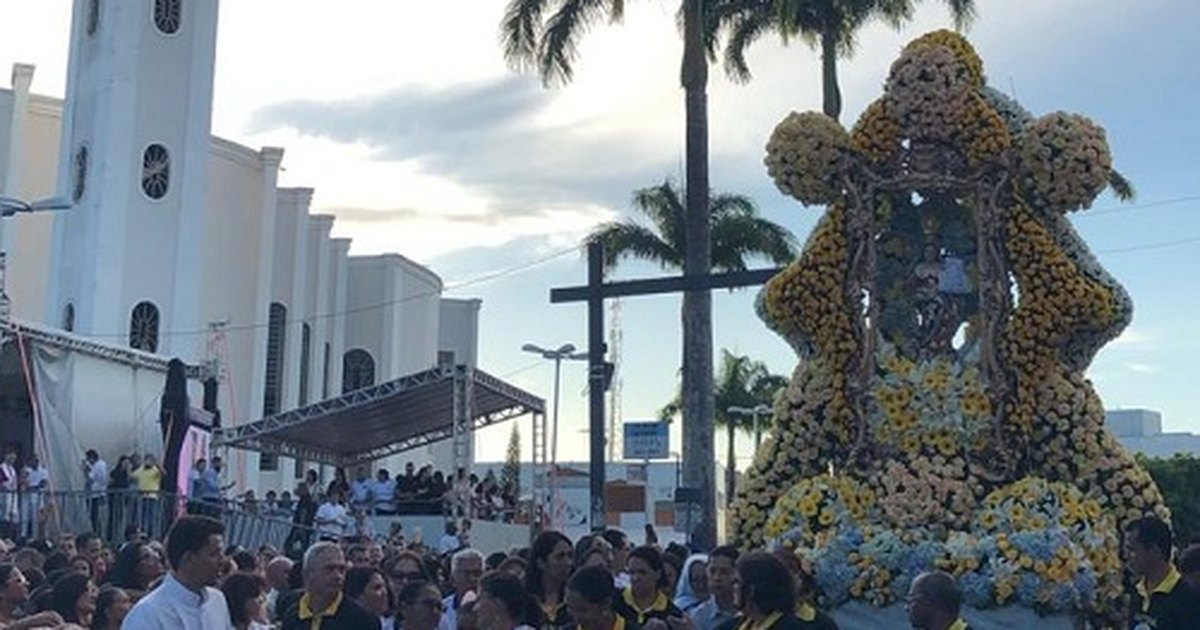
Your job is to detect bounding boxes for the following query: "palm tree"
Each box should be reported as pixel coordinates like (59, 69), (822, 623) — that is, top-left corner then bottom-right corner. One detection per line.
(586, 179), (797, 275)
(660, 350), (788, 507)
(588, 179), (796, 525)
(502, 0), (720, 546)
(719, 0), (976, 121)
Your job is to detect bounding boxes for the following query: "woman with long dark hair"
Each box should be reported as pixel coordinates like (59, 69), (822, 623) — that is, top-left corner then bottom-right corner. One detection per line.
(397, 581), (443, 630)
(477, 571), (533, 630)
(49, 571), (98, 627)
(107, 541), (165, 597)
(615, 546), (682, 624)
(346, 566), (394, 630)
(523, 531), (573, 630)
(91, 585), (131, 630)
(221, 572), (271, 630)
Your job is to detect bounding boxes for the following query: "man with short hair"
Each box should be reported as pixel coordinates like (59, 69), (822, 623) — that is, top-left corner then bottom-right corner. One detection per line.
(602, 529), (632, 588)
(438, 548), (484, 630)
(689, 545), (739, 630)
(132, 453), (165, 535)
(122, 515), (232, 629)
(82, 449), (108, 532)
(371, 469), (396, 515)
(314, 489), (348, 542)
(350, 467), (373, 513)
(280, 541), (378, 630)
(1125, 516), (1199, 630)
(565, 565), (632, 630)
(19, 453), (47, 539)
(906, 571), (969, 630)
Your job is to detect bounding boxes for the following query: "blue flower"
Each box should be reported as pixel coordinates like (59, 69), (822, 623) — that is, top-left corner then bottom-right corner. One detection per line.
(1016, 573), (1041, 607)
(959, 572), (994, 609)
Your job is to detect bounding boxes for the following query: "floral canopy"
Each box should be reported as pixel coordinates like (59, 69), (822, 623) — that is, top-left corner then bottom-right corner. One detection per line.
(731, 31), (1166, 625)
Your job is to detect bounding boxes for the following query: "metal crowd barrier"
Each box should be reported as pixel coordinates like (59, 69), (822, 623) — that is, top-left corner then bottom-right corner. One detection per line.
(0, 490), (315, 554)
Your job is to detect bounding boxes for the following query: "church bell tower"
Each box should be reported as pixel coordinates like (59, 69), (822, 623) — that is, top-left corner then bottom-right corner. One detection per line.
(48, 0), (219, 359)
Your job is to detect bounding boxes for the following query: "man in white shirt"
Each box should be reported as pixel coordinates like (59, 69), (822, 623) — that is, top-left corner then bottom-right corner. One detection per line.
(370, 468), (396, 515)
(83, 449), (108, 534)
(20, 454), (49, 539)
(0, 448), (17, 523)
(438, 548), (484, 630)
(350, 467), (373, 513)
(123, 514), (233, 630)
(314, 489), (349, 541)
(437, 521), (461, 556)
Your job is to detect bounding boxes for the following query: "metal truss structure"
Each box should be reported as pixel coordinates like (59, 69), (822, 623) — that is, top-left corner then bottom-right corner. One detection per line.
(212, 364), (546, 471)
(0, 318), (209, 380)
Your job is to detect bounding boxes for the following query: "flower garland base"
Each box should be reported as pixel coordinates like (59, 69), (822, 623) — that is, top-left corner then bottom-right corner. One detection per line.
(830, 602), (1075, 630)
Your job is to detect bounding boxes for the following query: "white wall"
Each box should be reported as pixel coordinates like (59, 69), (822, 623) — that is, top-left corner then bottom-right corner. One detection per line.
(438, 298), (481, 367)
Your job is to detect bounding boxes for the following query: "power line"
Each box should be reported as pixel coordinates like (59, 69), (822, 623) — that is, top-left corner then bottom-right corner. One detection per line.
(1097, 234), (1200, 255)
(1076, 195), (1200, 219)
(81, 244), (581, 340)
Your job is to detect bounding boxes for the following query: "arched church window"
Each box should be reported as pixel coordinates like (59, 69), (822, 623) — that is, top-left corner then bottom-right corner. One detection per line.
(153, 0), (181, 35)
(299, 323), (311, 405)
(63, 303), (75, 332)
(263, 302), (287, 417)
(342, 349), (375, 393)
(86, 0), (100, 35)
(73, 146), (88, 202)
(129, 301), (159, 352)
(141, 144), (170, 200)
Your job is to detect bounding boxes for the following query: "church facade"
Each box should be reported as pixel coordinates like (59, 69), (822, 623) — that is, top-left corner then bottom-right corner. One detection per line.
(0, 0), (478, 491)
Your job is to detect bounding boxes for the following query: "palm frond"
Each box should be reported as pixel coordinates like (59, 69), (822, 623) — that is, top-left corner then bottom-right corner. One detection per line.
(501, 0), (553, 69)
(1109, 168), (1136, 202)
(631, 180), (687, 251)
(721, 4), (776, 82)
(538, 0), (616, 86)
(942, 0), (977, 31)
(711, 213), (799, 271)
(584, 222), (681, 275)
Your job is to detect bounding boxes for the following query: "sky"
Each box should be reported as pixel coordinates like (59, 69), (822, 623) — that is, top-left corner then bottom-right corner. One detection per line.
(1, 0), (1198, 466)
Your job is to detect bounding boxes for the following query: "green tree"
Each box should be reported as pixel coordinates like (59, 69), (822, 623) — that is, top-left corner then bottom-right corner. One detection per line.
(1137, 453), (1200, 546)
(719, 0), (976, 121)
(585, 179), (795, 540)
(586, 179), (797, 274)
(502, 0), (722, 546)
(660, 349), (788, 506)
(502, 425), (522, 509)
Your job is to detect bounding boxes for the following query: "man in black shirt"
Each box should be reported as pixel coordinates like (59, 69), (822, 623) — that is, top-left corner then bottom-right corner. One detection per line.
(281, 542), (379, 630)
(283, 482), (318, 556)
(1125, 516), (1200, 630)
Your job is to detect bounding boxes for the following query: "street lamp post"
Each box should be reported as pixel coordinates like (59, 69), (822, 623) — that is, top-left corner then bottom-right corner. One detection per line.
(0, 196), (72, 320)
(727, 403), (772, 449)
(522, 342), (588, 528)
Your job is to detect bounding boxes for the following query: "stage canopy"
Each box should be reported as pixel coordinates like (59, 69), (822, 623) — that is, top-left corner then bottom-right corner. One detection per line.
(211, 364), (545, 468)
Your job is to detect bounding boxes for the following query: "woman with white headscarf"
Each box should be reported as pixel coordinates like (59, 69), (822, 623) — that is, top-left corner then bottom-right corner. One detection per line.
(672, 554), (709, 613)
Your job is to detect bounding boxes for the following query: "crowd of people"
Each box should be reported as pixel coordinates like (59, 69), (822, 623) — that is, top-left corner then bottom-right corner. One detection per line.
(0, 445), (523, 546)
(0, 512), (1196, 630)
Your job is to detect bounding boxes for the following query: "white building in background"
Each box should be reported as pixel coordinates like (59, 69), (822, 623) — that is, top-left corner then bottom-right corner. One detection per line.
(0, 0), (479, 491)
(1106, 409), (1200, 458)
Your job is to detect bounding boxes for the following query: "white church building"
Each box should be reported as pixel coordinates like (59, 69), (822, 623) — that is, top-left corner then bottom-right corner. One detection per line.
(0, 0), (522, 495)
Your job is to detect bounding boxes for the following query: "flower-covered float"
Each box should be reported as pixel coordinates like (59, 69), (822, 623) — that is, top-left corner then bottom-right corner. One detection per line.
(732, 30), (1169, 628)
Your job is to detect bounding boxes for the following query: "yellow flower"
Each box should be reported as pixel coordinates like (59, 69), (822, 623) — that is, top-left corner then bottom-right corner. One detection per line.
(818, 509), (836, 527)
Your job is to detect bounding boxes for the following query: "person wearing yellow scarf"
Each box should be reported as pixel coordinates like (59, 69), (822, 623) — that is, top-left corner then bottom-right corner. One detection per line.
(614, 547), (684, 625)
(719, 553), (809, 630)
(566, 566), (641, 630)
(904, 572), (971, 630)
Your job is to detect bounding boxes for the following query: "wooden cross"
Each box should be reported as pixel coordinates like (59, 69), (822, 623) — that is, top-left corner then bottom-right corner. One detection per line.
(549, 241), (782, 532)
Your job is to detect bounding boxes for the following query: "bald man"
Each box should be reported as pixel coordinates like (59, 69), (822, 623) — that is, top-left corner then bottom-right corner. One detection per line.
(906, 571), (970, 630)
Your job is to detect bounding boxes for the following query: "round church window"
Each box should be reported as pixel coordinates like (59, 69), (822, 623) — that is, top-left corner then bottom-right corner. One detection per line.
(141, 144), (170, 200)
(153, 0), (181, 35)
